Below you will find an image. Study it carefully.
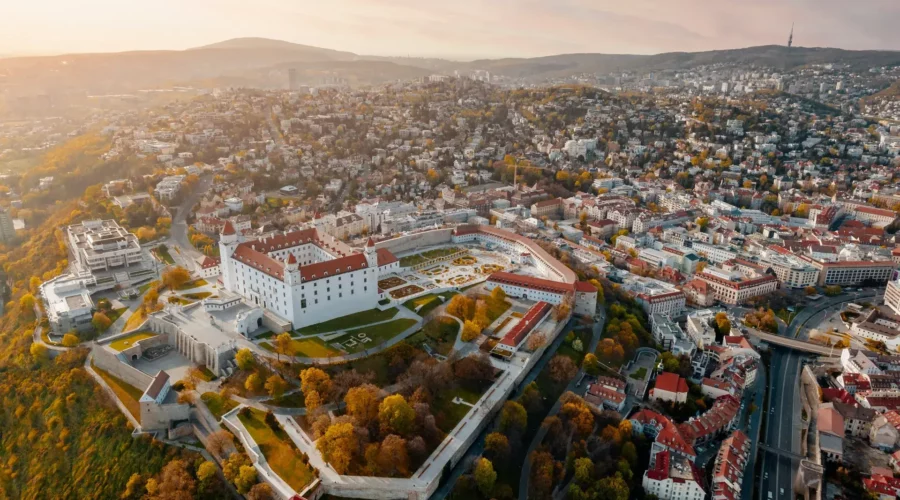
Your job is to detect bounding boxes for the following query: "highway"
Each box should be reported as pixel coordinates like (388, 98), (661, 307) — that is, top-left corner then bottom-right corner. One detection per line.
(758, 289), (878, 500)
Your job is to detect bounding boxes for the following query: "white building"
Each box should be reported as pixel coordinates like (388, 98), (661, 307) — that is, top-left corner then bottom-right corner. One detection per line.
(154, 175), (185, 201)
(642, 450), (706, 500)
(66, 219), (146, 274)
(697, 267), (778, 305)
(39, 275), (95, 333)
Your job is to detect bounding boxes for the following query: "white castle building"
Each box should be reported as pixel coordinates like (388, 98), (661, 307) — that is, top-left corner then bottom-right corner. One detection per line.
(218, 221), (399, 329)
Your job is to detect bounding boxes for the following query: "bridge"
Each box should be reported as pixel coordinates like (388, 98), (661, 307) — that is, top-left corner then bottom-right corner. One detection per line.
(758, 442), (806, 461)
(744, 328), (843, 357)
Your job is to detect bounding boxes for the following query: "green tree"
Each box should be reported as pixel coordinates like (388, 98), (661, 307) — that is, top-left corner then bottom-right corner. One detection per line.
(573, 457), (593, 485)
(596, 475), (629, 500)
(473, 458), (497, 497)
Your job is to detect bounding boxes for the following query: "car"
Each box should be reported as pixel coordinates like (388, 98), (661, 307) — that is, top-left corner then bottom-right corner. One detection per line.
(780, 488), (784, 495)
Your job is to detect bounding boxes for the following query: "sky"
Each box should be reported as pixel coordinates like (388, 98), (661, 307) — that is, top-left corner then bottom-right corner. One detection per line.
(3, 0), (900, 59)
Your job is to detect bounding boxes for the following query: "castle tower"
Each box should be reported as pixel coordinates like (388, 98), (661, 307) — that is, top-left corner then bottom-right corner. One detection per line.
(219, 221), (240, 290)
(364, 237), (378, 268)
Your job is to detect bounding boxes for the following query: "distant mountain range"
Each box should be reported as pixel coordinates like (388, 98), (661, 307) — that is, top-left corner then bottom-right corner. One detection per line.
(1, 37), (899, 98)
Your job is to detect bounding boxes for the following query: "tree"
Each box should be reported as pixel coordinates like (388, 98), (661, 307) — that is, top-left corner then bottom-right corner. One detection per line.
(573, 456), (594, 485)
(446, 294), (476, 321)
(235, 348), (255, 371)
(377, 434), (410, 477)
(30, 342), (48, 362)
(152, 459), (197, 498)
(804, 286), (817, 296)
(596, 475), (629, 500)
(264, 374), (287, 399)
(244, 373), (263, 393)
(548, 355), (578, 383)
(714, 312), (731, 336)
(473, 300), (491, 330)
(206, 429), (234, 459)
(61, 333), (80, 347)
(247, 483), (273, 500)
(696, 217), (710, 230)
(161, 266), (191, 290)
(622, 441), (638, 467)
(273, 332), (293, 361)
(582, 353), (601, 376)
(527, 332), (547, 351)
(490, 286), (507, 306)
(235, 465), (258, 494)
(530, 451), (557, 499)
(345, 384), (380, 426)
(300, 367), (332, 399)
(825, 285), (842, 297)
(379, 394), (415, 435)
(484, 432), (510, 460)
(317, 422), (359, 474)
(19, 293), (35, 316)
(499, 401), (527, 435)
(473, 458), (497, 497)
(92, 312), (112, 332)
(596, 338), (625, 366)
(461, 320), (481, 342)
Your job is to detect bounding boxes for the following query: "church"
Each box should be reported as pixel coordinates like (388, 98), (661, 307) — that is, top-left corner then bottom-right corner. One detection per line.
(218, 221), (399, 329)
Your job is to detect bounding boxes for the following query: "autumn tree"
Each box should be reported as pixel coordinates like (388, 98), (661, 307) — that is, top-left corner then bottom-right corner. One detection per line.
(162, 266), (191, 290)
(474, 458), (497, 497)
(582, 353), (601, 376)
(489, 286), (507, 305)
(530, 451), (557, 499)
(244, 373), (263, 393)
(473, 300), (491, 330)
(499, 400), (527, 435)
(548, 355), (578, 383)
(30, 342), (48, 362)
(461, 320), (481, 342)
(273, 332), (293, 361)
(206, 429), (234, 459)
(300, 367), (332, 407)
(714, 312), (731, 336)
(264, 374), (287, 399)
(247, 483), (273, 500)
(804, 286), (817, 296)
(235, 348), (255, 371)
(61, 333), (80, 347)
(92, 312), (112, 332)
(596, 338), (625, 366)
(379, 394), (415, 436)
(484, 432), (510, 461)
(446, 294), (475, 320)
(526, 332), (547, 351)
(317, 422), (359, 474)
(150, 459), (196, 499)
(19, 293), (35, 317)
(377, 434), (410, 477)
(345, 384), (380, 426)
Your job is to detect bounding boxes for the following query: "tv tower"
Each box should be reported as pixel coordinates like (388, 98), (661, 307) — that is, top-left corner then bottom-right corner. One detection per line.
(787, 23), (794, 48)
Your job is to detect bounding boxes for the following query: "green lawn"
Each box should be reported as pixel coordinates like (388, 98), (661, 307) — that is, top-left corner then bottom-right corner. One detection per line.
(109, 331), (156, 352)
(106, 307), (128, 324)
(201, 392), (238, 419)
(630, 367), (648, 380)
(263, 392), (306, 408)
(403, 291), (458, 317)
(92, 362), (144, 422)
(431, 385), (487, 433)
(260, 336), (343, 358)
(398, 247), (461, 267)
(295, 308), (399, 335)
(413, 316), (460, 356)
(330, 318), (419, 354)
(183, 292), (213, 301)
(238, 408), (315, 492)
(153, 246), (175, 264)
(480, 297), (512, 323)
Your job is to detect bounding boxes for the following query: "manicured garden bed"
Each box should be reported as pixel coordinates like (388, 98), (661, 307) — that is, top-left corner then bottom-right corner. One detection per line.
(109, 331), (156, 352)
(389, 285), (425, 299)
(398, 247), (461, 267)
(377, 276), (407, 290)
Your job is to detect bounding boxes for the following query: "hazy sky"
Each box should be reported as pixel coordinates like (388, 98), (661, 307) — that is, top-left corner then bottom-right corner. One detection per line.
(3, 0), (900, 59)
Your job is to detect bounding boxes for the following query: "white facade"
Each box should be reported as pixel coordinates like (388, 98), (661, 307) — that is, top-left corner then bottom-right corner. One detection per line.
(66, 219), (146, 274)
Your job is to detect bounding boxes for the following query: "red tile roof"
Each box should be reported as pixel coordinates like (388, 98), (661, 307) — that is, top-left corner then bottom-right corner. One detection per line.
(299, 253), (369, 283)
(655, 372), (689, 395)
(376, 248), (398, 267)
(500, 301), (551, 347)
(488, 271), (575, 296)
(145, 371), (170, 400)
(222, 220), (236, 235)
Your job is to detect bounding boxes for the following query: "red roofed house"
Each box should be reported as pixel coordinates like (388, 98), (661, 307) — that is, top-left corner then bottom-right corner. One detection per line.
(642, 450), (706, 500)
(712, 430), (750, 500)
(651, 372), (689, 404)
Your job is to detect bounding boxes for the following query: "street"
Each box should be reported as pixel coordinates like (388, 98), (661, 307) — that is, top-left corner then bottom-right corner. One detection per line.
(167, 174), (213, 272)
(758, 289), (879, 500)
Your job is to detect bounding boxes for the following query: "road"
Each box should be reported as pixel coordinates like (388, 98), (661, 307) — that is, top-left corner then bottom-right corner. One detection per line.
(758, 289), (878, 500)
(168, 175), (213, 271)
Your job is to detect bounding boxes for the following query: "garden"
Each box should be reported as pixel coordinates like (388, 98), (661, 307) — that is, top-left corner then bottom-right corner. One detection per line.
(398, 247), (462, 267)
(389, 284), (425, 299)
(452, 255), (477, 266)
(237, 407), (316, 492)
(109, 331), (157, 352)
(330, 318), (419, 354)
(294, 308), (399, 335)
(377, 276), (407, 290)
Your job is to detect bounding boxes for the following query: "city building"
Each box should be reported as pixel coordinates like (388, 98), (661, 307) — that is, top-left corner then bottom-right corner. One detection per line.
(697, 267), (778, 305)
(66, 220), (147, 274)
(39, 275), (94, 333)
(651, 372), (689, 404)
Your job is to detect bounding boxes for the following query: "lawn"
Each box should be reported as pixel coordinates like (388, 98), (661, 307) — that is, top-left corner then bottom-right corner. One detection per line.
(260, 336), (343, 358)
(92, 362), (144, 422)
(630, 367), (648, 380)
(238, 408), (315, 492)
(153, 246), (175, 264)
(263, 392), (306, 408)
(481, 296), (512, 323)
(123, 309), (148, 332)
(197, 365), (217, 382)
(431, 384), (488, 433)
(183, 292), (213, 301)
(398, 247), (461, 267)
(138, 282), (156, 295)
(331, 318), (419, 354)
(295, 308), (399, 335)
(410, 316), (460, 356)
(177, 278), (208, 290)
(403, 291), (457, 317)
(109, 331), (156, 352)
(201, 392), (238, 419)
(106, 307), (128, 324)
